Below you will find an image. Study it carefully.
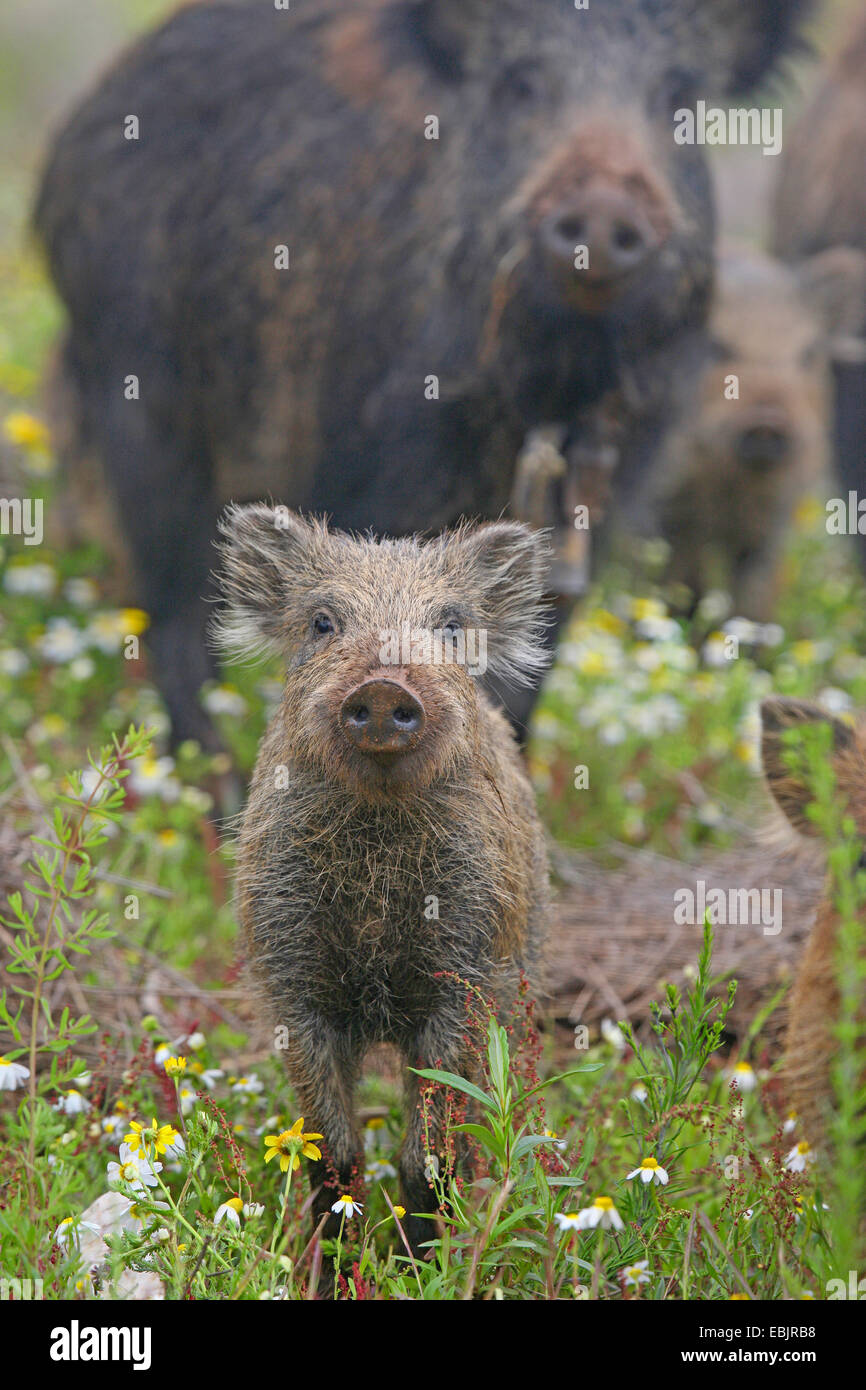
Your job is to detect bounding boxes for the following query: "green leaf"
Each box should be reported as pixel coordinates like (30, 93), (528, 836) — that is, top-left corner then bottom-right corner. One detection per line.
(408, 1068), (496, 1111)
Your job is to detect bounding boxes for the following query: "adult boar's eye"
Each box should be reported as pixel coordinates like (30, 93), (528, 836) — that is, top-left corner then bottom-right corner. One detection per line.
(659, 66), (700, 117)
(494, 60), (546, 107)
(442, 618), (462, 638)
(312, 613), (334, 637)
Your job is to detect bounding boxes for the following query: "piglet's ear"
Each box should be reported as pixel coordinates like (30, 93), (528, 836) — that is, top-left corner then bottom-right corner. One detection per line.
(450, 520), (551, 686)
(797, 247), (866, 346)
(214, 503), (318, 660)
(760, 696), (854, 835)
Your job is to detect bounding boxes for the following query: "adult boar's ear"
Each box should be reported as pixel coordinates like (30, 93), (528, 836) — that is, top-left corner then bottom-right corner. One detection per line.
(705, 0), (815, 96)
(449, 520), (551, 686)
(214, 503), (319, 660)
(760, 696), (855, 835)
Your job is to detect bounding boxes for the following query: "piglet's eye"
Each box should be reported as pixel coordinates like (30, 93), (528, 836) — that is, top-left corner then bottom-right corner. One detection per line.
(312, 613), (334, 637)
(442, 618), (461, 637)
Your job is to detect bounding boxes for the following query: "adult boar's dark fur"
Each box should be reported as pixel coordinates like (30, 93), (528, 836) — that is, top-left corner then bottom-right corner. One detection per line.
(36, 0), (812, 745)
(221, 506), (551, 1250)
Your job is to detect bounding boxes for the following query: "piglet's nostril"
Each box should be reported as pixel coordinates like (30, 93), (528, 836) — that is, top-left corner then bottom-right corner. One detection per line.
(339, 678), (426, 759)
(393, 705), (420, 729)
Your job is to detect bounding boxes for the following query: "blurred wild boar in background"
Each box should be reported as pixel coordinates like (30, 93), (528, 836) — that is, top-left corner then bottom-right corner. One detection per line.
(34, 0), (813, 747)
(772, 7), (866, 579)
(650, 244), (865, 619)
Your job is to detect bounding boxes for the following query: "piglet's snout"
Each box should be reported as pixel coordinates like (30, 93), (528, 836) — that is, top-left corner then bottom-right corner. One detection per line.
(339, 677), (426, 758)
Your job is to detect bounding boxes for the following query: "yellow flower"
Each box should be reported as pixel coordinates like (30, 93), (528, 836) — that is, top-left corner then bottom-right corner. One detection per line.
(164, 1056), (187, 1077)
(592, 608), (626, 637)
(264, 1117), (324, 1172)
(790, 639), (816, 667)
(793, 496), (822, 531)
(393, 1205), (406, 1220)
(125, 1117), (180, 1156)
(121, 607), (150, 636)
(631, 597), (667, 622)
(3, 411), (51, 451)
(577, 648), (609, 677)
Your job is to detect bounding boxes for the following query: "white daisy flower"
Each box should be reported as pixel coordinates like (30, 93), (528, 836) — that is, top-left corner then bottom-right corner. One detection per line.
(177, 1085), (198, 1116)
(630, 1084), (648, 1104)
(64, 577), (98, 608)
(331, 1194), (363, 1219)
(723, 617), (761, 646)
(243, 1202), (265, 1219)
(128, 756), (180, 802)
(54, 1216), (101, 1249)
(196, 1068), (224, 1091)
(757, 622), (784, 648)
(627, 1156), (669, 1186)
(365, 1158), (398, 1182)
(696, 590), (732, 624)
(601, 1019), (626, 1051)
(727, 1061), (758, 1092)
(553, 1211), (583, 1232)
(544, 1128), (567, 1152)
(817, 686), (851, 715)
(163, 1132), (186, 1160)
(0, 649), (29, 676)
(76, 767), (109, 803)
(214, 1198), (244, 1227)
(108, 1143), (162, 1193)
(202, 685), (248, 717)
(231, 1074), (264, 1096)
(622, 1259), (651, 1288)
(702, 634), (730, 669)
(53, 1088), (90, 1115)
(0, 1056), (30, 1091)
(4, 563), (57, 597)
(785, 1142), (815, 1173)
(573, 1196), (624, 1231)
(38, 618), (86, 664)
(69, 656), (95, 681)
(783, 1110), (798, 1135)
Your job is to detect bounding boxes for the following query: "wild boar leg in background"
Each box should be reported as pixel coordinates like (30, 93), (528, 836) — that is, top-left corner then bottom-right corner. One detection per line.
(97, 388), (223, 749)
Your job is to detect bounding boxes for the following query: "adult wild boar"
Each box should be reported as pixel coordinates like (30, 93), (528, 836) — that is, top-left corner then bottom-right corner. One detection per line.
(772, 9), (866, 577)
(36, 0), (812, 745)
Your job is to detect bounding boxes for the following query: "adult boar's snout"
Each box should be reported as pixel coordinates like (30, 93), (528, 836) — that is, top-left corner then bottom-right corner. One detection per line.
(340, 677), (426, 758)
(540, 182), (662, 288)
